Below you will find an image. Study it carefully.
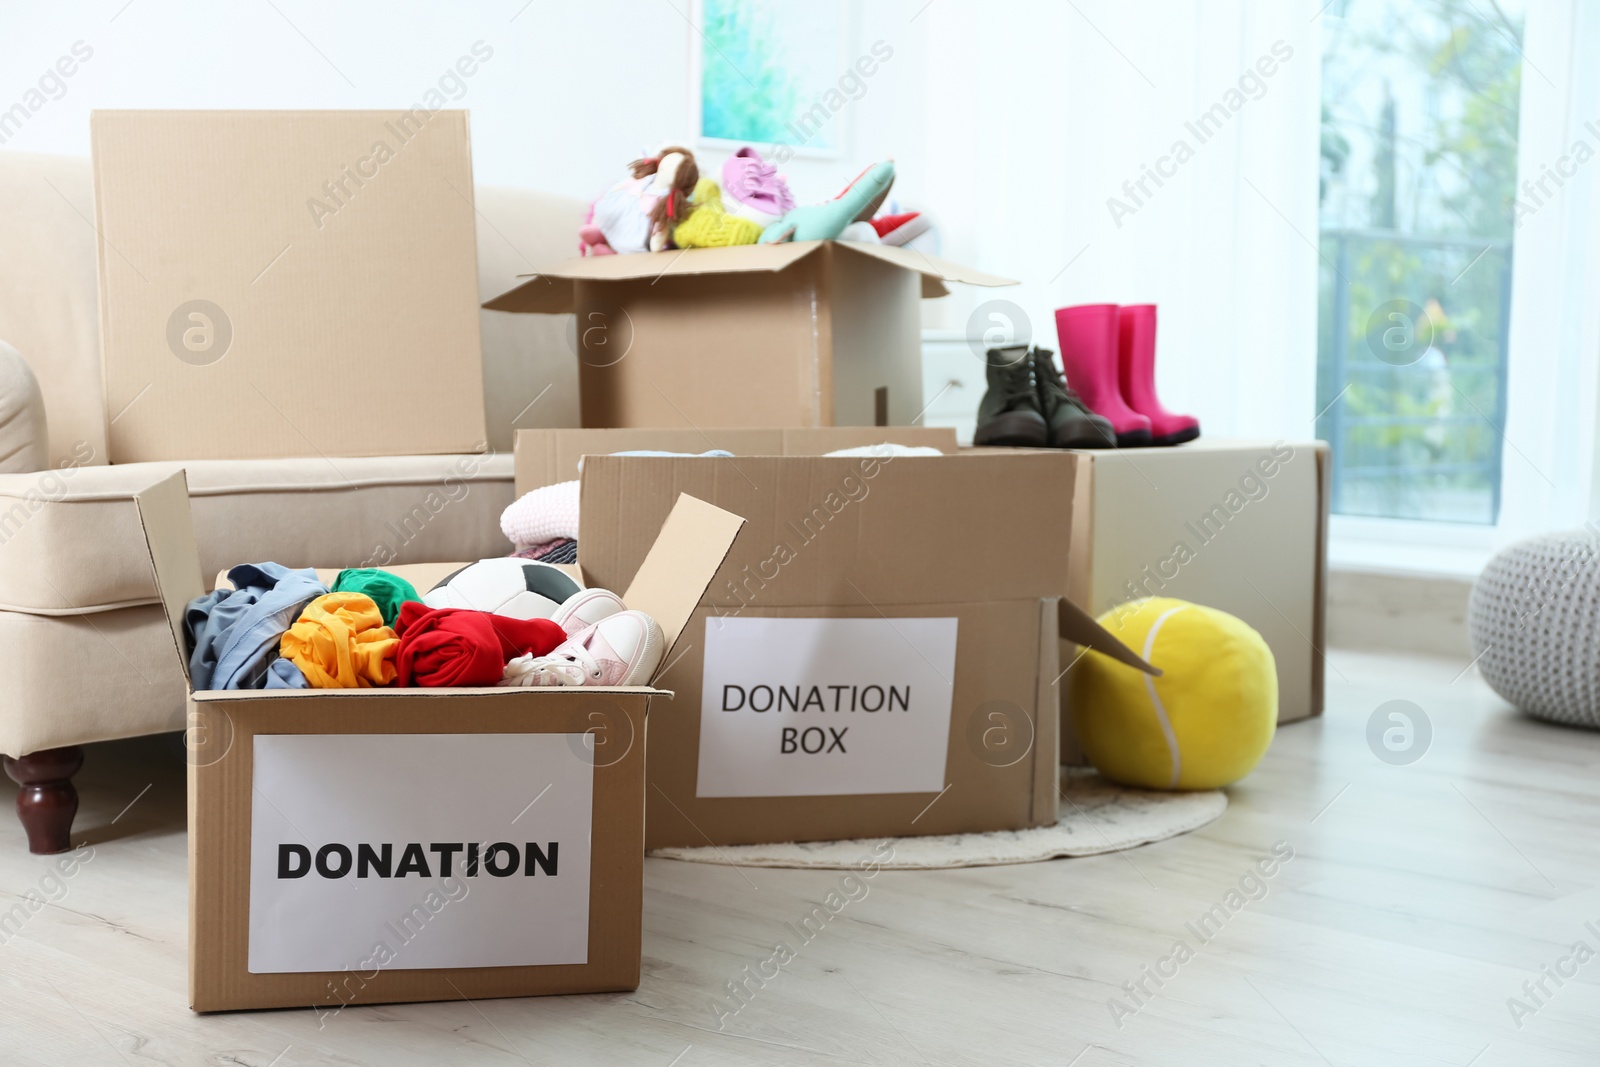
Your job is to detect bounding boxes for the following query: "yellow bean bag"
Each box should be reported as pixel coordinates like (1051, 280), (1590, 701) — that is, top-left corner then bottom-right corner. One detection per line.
(1069, 597), (1277, 789)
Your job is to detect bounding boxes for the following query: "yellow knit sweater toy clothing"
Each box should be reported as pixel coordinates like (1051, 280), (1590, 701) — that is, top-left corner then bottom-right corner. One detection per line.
(672, 178), (764, 248)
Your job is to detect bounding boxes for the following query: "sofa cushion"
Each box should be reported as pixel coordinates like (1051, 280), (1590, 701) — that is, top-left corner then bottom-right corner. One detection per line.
(476, 184), (586, 451)
(0, 340), (48, 474)
(0, 604), (187, 755)
(0, 153), (105, 469)
(0, 452), (514, 615)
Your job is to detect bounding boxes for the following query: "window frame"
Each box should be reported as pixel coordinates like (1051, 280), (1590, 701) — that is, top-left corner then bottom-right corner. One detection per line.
(1326, 0), (1600, 575)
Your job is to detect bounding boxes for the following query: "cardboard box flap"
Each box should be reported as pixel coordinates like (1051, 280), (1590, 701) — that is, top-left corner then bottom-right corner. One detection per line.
(133, 471), (206, 689)
(829, 241), (1017, 288)
(483, 243), (819, 314)
(513, 427), (958, 494)
(92, 110), (487, 462)
(532, 242), (821, 281)
(482, 241), (1015, 314)
(1058, 598), (1159, 676)
(615, 493), (745, 679)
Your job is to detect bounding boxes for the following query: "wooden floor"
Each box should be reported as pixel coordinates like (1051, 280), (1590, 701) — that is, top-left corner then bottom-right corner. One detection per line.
(3, 649), (1598, 1065)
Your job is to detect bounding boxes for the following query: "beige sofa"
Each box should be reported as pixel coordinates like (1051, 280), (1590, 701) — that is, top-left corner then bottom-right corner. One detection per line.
(0, 151), (583, 852)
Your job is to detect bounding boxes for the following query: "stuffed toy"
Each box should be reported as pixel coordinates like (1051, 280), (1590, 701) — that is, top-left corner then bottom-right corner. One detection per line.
(672, 178), (764, 248)
(586, 146), (700, 254)
(578, 200), (615, 256)
(1067, 596), (1277, 790)
(760, 160), (896, 244)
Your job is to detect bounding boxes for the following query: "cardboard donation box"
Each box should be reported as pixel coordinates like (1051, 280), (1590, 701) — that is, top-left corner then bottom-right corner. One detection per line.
(513, 428), (1154, 849)
(484, 242), (1015, 429)
(133, 473), (743, 1013)
(92, 110), (488, 462)
(1061, 439), (1331, 752)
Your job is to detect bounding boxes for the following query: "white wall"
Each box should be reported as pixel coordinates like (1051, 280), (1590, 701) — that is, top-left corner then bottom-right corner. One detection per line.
(919, 0), (1322, 438)
(0, 0), (931, 210)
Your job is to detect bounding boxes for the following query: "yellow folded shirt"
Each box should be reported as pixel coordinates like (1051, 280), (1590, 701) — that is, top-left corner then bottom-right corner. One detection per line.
(280, 591), (399, 688)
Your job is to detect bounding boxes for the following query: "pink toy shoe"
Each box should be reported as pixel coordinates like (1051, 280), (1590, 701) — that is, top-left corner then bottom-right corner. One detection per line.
(1118, 305), (1199, 446)
(1055, 304), (1152, 447)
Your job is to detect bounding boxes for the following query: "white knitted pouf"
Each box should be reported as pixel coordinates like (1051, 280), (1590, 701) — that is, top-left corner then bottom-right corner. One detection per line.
(1469, 528), (1600, 727)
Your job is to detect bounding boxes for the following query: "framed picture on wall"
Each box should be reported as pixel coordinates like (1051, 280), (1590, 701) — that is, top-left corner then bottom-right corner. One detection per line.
(690, 0), (851, 161)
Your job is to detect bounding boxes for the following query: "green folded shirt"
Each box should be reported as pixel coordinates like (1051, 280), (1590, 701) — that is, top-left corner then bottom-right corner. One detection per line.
(331, 568), (421, 628)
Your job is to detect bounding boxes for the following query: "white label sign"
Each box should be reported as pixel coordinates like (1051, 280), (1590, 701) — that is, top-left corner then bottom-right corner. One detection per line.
(697, 616), (958, 797)
(248, 733), (593, 974)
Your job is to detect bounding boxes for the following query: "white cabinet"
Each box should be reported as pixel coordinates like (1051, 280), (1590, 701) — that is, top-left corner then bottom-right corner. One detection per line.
(919, 331), (986, 445)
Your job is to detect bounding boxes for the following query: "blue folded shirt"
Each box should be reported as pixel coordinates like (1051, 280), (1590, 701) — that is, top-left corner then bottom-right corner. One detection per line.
(184, 562), (327, 690)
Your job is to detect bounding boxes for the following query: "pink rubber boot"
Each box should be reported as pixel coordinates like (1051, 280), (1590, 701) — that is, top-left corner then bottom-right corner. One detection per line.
(1117, 305), (1199, 446)
(1055, 304), (1151, 447)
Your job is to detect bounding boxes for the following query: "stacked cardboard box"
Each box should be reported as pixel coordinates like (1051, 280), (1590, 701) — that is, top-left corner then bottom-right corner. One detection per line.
(1058, 438), (1331, 760)
(515, 429), (1152, 848)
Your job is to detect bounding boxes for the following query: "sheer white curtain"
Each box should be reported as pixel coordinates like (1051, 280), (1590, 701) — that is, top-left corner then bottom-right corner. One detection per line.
(1499, 0), (1600, 541)
(1328, 0), (1600, 571)
(917, 0), (1323, 440)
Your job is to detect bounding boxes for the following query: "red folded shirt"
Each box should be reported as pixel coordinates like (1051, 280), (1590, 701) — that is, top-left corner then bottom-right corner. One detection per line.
(395, 603), (565, 687)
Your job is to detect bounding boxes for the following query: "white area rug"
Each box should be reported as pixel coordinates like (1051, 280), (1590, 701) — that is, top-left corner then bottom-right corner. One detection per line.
(648, 768), (1228, 870)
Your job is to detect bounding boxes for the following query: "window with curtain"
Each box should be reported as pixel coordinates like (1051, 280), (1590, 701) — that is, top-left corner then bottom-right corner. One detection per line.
(1315, 0), (1525, 525)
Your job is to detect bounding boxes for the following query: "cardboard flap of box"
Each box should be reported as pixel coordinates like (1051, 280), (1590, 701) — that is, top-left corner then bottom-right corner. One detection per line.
(514, 427), (958, 493)
(829, 241), (1016, 297)
(133, 470), (206, 689)
(92, 109), (487, 462)
(483, 240), (1016, 314)
(611, 493), (746, 679)
(1059, 598), (1160, 676)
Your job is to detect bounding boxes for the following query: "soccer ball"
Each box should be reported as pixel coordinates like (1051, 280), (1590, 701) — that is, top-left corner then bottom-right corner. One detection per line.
(423, 558), (581, 620)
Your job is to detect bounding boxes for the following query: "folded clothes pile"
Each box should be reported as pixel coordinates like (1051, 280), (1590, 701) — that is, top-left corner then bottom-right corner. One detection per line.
(500, 479), (579, 554)
(182, 559), (665, 691)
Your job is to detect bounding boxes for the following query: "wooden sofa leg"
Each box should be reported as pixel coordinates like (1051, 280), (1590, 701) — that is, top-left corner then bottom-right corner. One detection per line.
(4, 746), (84, 854)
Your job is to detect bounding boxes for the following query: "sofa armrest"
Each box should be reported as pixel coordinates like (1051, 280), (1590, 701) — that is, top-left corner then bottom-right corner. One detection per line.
(0, 341), (48, 475)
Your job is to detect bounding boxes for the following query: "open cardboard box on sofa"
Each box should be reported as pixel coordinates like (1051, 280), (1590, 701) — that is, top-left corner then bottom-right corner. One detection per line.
(511, 427), (1157, 850)
(484, 241), (1016, 430)
(133, 472), (743, 1013)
